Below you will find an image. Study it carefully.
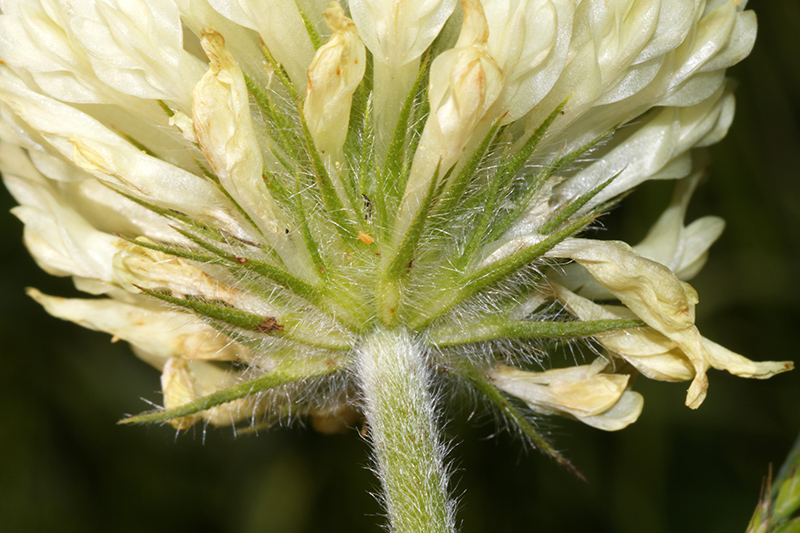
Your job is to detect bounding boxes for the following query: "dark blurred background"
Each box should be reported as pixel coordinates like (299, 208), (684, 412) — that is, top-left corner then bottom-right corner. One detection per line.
(1, 2), (798, 531)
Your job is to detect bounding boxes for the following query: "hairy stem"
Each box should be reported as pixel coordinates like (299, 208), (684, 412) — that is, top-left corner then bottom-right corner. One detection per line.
(357, 328), (455, 533)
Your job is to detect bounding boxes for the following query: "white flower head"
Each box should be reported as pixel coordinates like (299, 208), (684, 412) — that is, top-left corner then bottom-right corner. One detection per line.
(0, 0), (788, 528)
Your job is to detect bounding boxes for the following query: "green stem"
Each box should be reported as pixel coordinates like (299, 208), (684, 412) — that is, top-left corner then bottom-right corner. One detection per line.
(357, 328), (455, 533)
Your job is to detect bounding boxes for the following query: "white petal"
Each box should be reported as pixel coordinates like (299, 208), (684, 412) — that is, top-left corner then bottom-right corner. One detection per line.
(703, 338), (794, 380)
(555, 85), (733, 208)
(4, 172), (119, 280)
(577, 390), (644, 431)
(0, 3), (107, 103)
(633, 169), (725, 279)
(485, 0), (574, 122)
(27, 289), (248, 362)
(206, 0), (315, 88)
(161, 357), (202, 429)
(350, 0), (457, 67)
(490, 359), (642, 430)
(0, 66), (232, 218)
(70, 0), (206, 112)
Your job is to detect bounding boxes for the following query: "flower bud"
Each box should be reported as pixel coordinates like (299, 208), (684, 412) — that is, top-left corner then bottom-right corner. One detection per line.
(304, 3), (366, 161)
(403, 0), (503, 213)
(193, 30), (290, 247)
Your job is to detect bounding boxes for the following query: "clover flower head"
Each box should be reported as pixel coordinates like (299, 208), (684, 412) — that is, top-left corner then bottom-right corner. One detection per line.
(0, 0), (791, 529)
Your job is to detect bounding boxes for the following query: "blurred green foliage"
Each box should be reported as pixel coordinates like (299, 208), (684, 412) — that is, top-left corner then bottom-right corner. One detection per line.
(1, 2), (798, 531)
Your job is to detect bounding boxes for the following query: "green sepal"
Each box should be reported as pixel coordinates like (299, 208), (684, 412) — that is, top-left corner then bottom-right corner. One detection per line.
(384, 163), (441, 280)
(495, 97), (569, 185)
(429, 119), (504, 225)
(539, 168), (622, 235)
(747, 435), (800, 533)
(245, 73), (302, 163)
(338, 159), (366, 230)
(774, 435), (800, 523)
(140, 285), (353, 351)
(462, 368), (585, 481)
(261, 43), (300, 102)
(115, 235), (221, 265)
(209, 314), (352, 352)
(377, 163), (441, 327)
(119, 357), (346, 425)
(171, 225), (322, 304)
(454, 145), (512, 269)
(774, 518), (800, 533)
(290, 174), (328, 276)
(169, 226), (368, 332)
(107, 186), (211, 234)
(486, 121), (617, 244)
(138, 286), (286, 334)
(298, 104), (359, 241)
(382, 55), (429, 208)
(460, 98), (568, 250)
(462, 215), (593, 298)
(409, 215), (591, 329)
(428, 318), (645, 348)
(193, 156), (220, 183)
(262, 167), (291, 206)
(157, 99), (175, 117)
(117, 131), (156, 158)
(548, 123), (620, 176)
(296, 4), (322, 49)
(355, 96), (376, 211)
(455, 99), (567, 268)
(213, 182), (266, 240)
